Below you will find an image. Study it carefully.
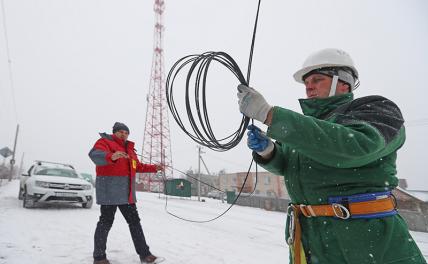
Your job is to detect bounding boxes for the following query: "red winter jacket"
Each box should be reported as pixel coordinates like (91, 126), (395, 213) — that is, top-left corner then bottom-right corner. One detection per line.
(89, 133), (157, 205)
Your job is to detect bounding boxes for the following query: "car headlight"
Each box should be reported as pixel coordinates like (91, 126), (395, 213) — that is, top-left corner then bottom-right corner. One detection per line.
(35, 181), (50, 188)
(83, 185), (92, 190)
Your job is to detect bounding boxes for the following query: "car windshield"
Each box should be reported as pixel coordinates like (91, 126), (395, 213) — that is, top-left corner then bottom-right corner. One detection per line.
(34, 168), (78, 178)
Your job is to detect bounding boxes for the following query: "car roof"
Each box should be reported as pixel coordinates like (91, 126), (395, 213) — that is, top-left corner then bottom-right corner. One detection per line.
(33, 160), (75, 170)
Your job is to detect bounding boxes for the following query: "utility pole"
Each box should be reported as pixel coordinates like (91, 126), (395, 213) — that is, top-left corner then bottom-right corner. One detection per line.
(9, 124), (19, 181)
(197, 145), (202, 201)
(18, 152), (25, 179)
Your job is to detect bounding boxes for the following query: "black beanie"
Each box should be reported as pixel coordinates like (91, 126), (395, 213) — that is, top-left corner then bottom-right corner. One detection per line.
(112, 122), (130, 134)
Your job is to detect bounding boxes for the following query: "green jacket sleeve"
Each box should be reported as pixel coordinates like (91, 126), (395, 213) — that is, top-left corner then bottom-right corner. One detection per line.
(252, 143), (288, 175)
(266, 97), (405, 168)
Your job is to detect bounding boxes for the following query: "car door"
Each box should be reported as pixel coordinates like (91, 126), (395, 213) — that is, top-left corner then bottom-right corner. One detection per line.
(20, 165), (34, 188)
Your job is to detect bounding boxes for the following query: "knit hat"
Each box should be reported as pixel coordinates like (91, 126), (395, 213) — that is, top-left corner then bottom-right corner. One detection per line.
(112, 122), (130, 134)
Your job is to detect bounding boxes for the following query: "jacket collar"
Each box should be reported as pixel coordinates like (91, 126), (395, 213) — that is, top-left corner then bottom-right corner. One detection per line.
(298, 93), (354, 118)
(99, 132), (135, 148)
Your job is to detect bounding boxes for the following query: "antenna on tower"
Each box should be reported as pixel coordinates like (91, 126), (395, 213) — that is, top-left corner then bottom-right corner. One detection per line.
(139, 0), (173, 193)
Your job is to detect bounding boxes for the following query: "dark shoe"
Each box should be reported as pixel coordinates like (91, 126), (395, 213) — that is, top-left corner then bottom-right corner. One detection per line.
(140, 254), (164, 264)
(93, 259), (111, 264)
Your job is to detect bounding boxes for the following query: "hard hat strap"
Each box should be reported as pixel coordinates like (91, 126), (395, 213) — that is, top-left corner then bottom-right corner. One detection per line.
(329, 75), (339, 97)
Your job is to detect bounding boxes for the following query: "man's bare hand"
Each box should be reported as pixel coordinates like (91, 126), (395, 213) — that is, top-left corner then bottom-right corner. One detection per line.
(111, 151), (129, 161)
(155, 164), (163, 171)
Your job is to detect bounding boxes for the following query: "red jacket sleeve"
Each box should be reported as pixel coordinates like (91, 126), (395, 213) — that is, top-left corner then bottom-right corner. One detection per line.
(136, 162), (157, 173)
(90, 139), (114, 165)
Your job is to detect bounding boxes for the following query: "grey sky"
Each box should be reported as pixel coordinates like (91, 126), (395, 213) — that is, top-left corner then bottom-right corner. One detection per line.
(1, 0), (427, 189)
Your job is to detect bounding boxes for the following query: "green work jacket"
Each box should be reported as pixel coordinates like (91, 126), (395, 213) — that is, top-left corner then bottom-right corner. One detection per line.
(254, 93), (426, 264)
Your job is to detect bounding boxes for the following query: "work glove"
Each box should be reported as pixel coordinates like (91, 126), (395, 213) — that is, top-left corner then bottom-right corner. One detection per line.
(237, 84), (272, 123)
(247, 124), (274, 157)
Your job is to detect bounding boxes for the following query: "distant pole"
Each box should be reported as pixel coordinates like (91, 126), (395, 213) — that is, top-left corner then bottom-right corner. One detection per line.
(197, 145), (201, 201)
(9, 124), (19, 181)
(18, 152), (24, 179)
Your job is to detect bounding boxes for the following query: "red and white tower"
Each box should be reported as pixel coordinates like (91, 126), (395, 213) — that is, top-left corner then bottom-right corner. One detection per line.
(139, 0), (173, 192)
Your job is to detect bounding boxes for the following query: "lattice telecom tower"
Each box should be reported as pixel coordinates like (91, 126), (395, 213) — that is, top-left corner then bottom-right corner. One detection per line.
(140, 0), (173, 192)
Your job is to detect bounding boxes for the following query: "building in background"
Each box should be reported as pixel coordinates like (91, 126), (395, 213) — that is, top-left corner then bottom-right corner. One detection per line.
(219, 171), (288, 199)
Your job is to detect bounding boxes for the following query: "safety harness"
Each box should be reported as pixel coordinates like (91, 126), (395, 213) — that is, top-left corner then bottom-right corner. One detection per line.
(286, 191), (397, 264)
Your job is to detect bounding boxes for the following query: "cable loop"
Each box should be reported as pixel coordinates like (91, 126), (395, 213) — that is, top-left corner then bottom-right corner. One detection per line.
(162, 0), (262, 222)
(166, 52), (250, 151)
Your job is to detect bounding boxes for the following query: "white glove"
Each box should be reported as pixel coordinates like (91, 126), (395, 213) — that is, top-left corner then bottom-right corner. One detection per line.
(237, 84), (272, 123)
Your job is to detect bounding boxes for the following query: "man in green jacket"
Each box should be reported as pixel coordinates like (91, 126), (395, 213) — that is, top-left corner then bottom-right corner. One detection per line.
(237, 48), (425, 264)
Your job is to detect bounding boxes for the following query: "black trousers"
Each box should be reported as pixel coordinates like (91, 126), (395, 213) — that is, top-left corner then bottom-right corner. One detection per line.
(93, 204), (151, 261)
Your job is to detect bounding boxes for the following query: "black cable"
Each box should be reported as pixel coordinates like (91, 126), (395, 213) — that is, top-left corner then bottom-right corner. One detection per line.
(162, 0), (262, 223)
(166, 52), (249, 151)
(168, 166), (225, 193)
(163, 161), (256, 223)
(166, 0), (261, 152)
(136, 153), (256, 196)
(166, 164), (259, 198)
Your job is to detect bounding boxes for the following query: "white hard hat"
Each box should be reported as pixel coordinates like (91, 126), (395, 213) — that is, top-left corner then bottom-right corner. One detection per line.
(293, 48), (359, 90)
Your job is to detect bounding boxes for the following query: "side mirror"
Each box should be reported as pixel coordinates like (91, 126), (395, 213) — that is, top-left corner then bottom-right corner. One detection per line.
(21, 173), (29, 177)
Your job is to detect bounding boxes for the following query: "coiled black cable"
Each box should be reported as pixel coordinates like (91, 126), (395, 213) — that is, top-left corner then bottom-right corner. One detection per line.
(166, 0), (261, 151)
(163, 0), (262, 223)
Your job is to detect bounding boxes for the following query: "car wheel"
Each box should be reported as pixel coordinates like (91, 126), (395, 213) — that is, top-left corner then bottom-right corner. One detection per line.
(82, 198), (93, 209)
(23, 187), (34, 208)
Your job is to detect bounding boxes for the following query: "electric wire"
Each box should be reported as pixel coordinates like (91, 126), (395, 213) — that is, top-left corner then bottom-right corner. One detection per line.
(0, 0), (18, 121)
(166, 164), (259, 198)
(162, 161), (257, 223)
(163, 0), (262, 222)
(137, 151), (260, 223)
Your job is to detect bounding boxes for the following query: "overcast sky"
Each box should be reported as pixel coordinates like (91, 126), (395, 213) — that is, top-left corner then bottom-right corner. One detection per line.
(1, 0), (427, 189)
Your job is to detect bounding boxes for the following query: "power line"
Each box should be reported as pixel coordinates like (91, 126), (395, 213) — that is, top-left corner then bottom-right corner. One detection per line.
(0, 0), (18, 122)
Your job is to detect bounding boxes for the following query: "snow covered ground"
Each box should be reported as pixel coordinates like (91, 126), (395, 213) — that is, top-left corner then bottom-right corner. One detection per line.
(0, 180), (427, 264)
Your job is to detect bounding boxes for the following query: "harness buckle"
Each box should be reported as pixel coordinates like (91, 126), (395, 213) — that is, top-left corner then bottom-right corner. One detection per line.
(332, 203), (350, 219)
(299, 204), (316, 217)
(286, 205), (295, 245)
(390, 193), (398, 209)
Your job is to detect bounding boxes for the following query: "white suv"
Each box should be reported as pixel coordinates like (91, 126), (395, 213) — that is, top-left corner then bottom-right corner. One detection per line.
(18, 161), (94, 209)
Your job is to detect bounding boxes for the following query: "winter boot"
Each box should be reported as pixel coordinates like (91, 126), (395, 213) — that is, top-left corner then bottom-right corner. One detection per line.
(140, 254), (165, 264)
(93, 259), (111, 264)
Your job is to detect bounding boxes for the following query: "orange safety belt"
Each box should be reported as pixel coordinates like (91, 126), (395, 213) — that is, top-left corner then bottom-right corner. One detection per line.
(287, 196), (396, 264)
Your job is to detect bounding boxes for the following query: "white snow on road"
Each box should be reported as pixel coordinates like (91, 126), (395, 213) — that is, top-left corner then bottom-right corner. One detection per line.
(0, 180), (427, 264)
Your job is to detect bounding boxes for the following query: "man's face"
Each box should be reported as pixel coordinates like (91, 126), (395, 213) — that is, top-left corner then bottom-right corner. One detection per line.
(304, 73), (349, 99)
(114, 130), (129, 141)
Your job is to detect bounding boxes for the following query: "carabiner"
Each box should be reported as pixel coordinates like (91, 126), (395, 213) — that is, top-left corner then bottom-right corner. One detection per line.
(286, 205), (296, 245)
(332, 203), (350, 219)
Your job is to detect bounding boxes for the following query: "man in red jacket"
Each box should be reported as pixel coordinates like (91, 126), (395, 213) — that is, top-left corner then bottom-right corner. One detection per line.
(89, 122), (164, 264)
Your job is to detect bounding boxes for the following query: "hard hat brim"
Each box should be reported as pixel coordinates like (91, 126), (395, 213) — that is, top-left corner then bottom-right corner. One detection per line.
(293, 63), (359, 84)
